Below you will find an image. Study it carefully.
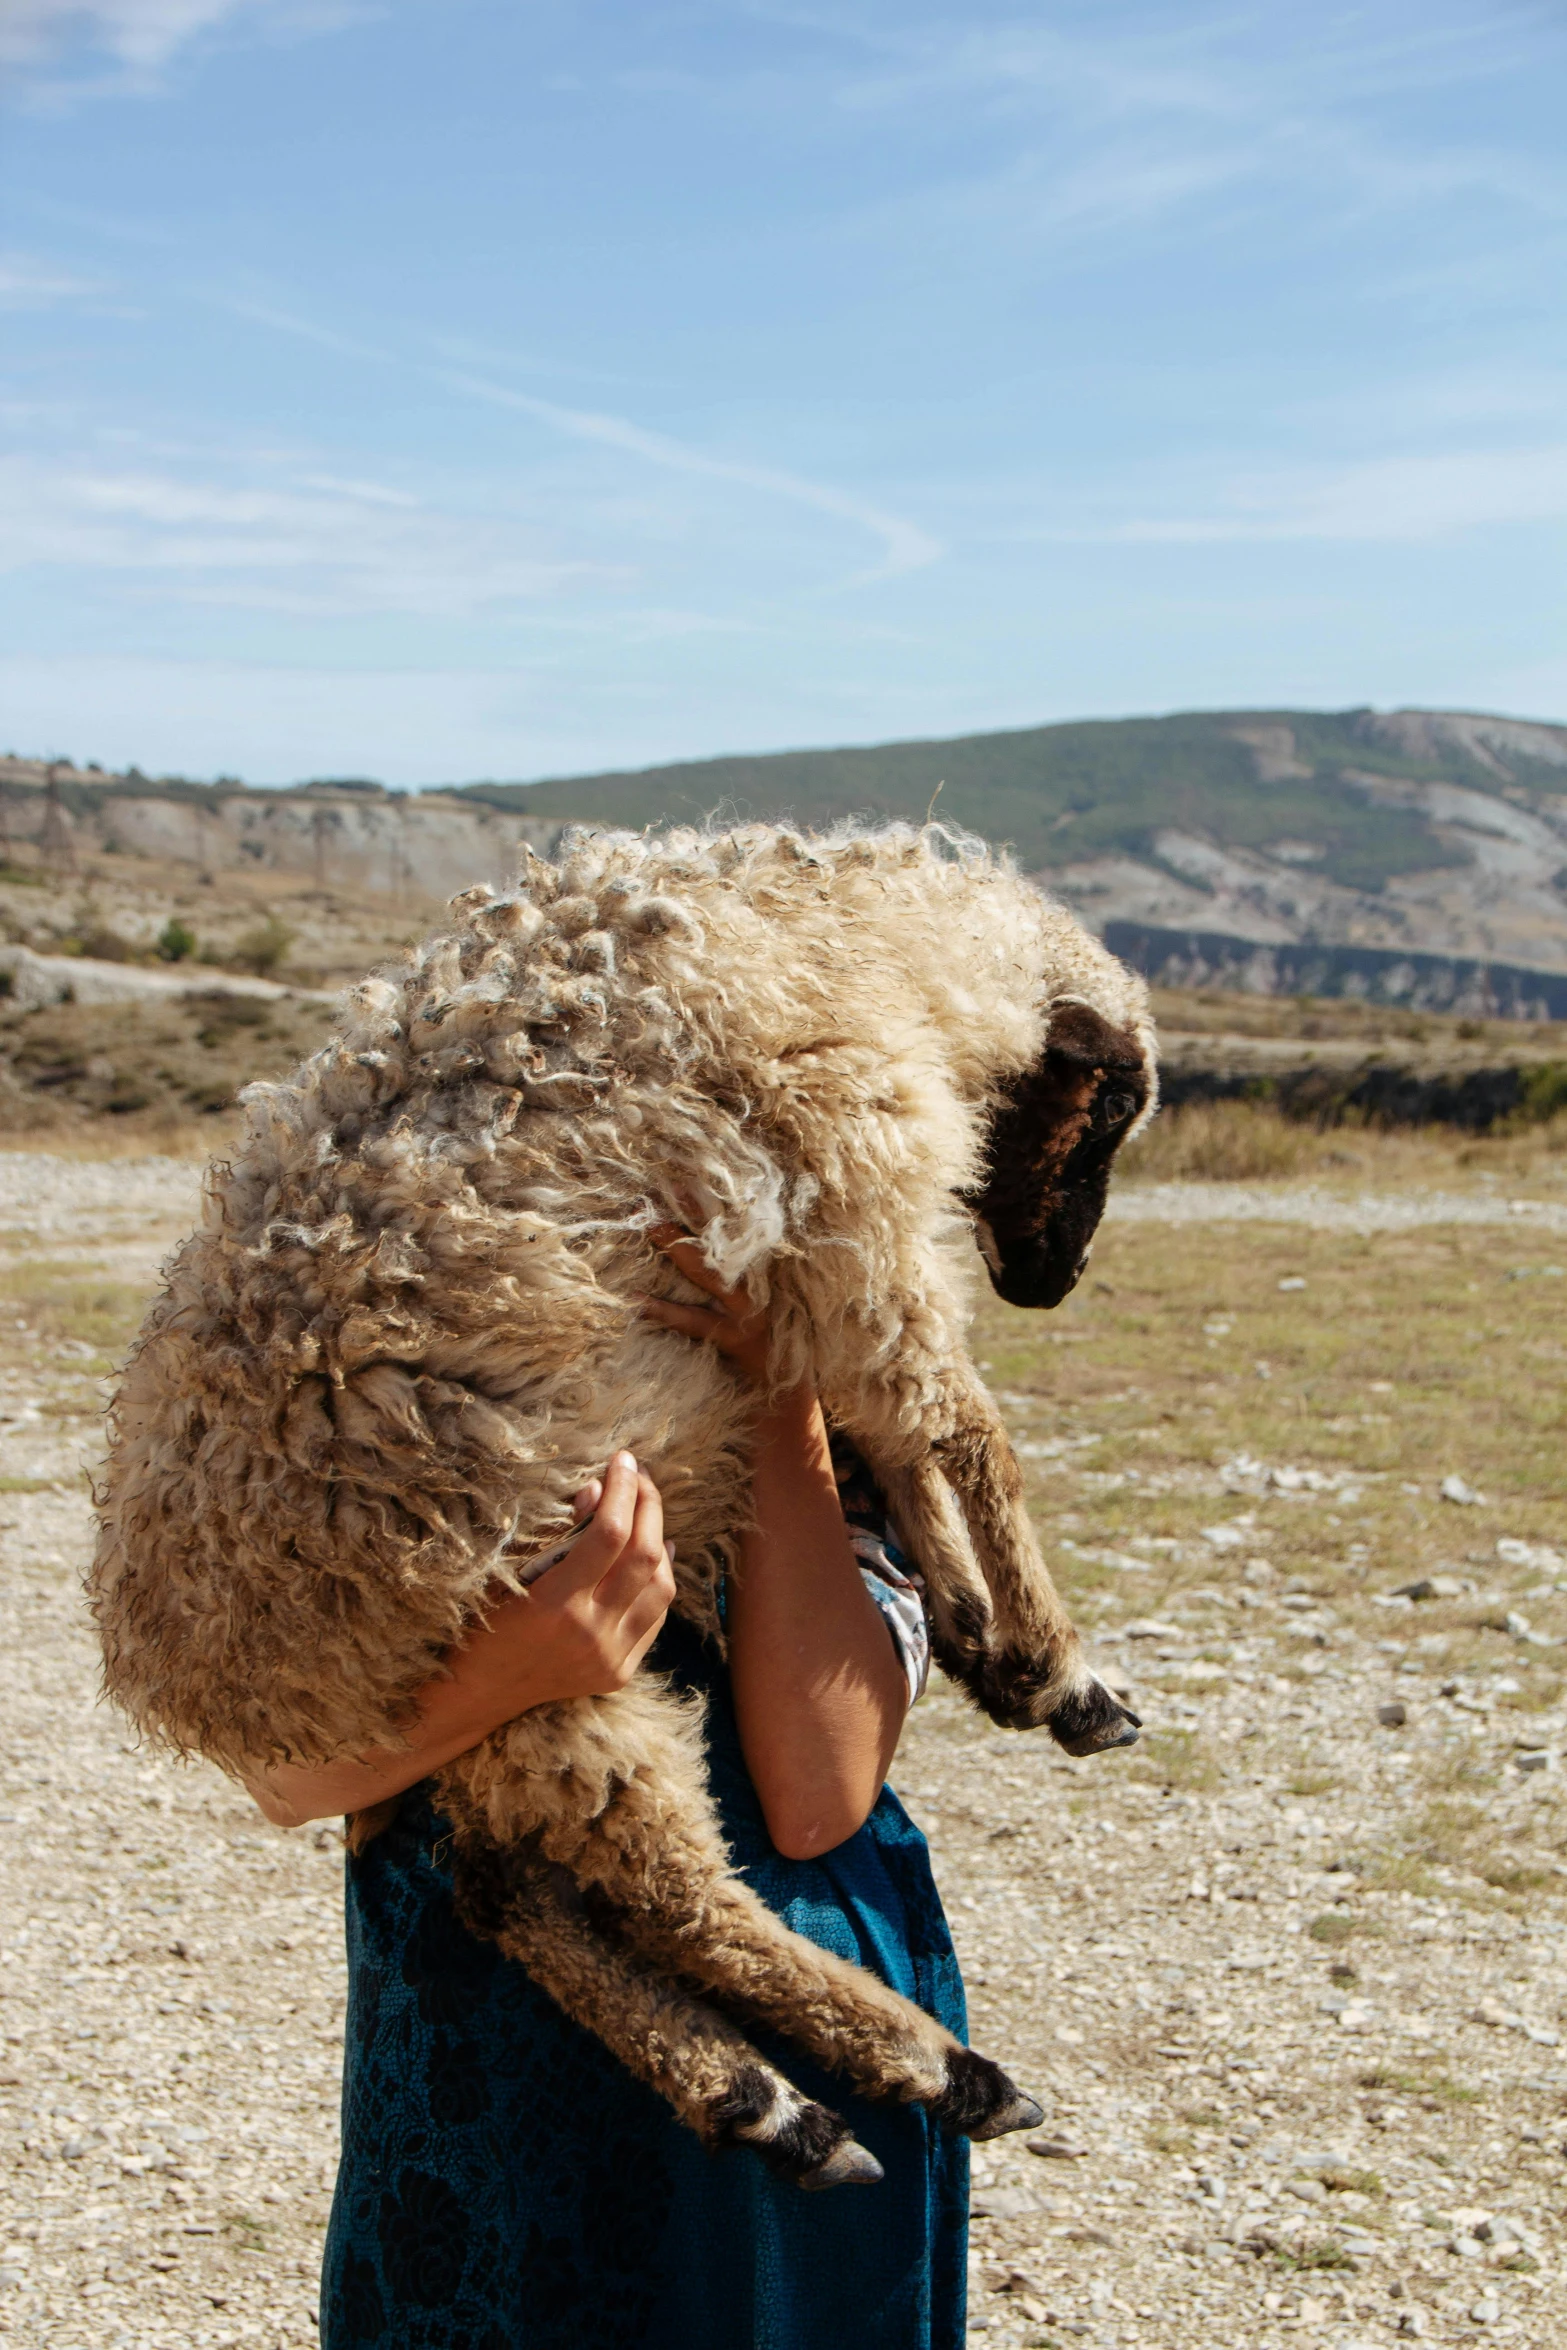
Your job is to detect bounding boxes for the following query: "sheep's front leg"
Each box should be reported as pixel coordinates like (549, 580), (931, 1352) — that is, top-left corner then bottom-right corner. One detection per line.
(927, 1375), (1139, 1755)
(448, 1827), (884, 2190)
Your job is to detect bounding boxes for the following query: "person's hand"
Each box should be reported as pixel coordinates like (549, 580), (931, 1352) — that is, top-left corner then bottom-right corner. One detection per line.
(245, 1452), (677, 1828)
(444, 1450), (676, 1719)
(639, 1226), (773, 1387)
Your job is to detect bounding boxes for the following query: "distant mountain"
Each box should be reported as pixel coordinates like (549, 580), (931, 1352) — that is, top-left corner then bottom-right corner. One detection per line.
(454, 706), (1567, 1012)
(7, 707), (1567, 1011)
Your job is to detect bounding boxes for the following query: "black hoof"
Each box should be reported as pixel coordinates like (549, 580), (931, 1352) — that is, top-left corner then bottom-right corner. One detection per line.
(968, 2091), (1045, 2143)
(930, 2046), (1043, 2141)
(966, 1647), (1056, 1731)
(799, 2140), (885, 2190)
(1048, 1676), (1141, 1757)
(709, 2066), (869, 2189)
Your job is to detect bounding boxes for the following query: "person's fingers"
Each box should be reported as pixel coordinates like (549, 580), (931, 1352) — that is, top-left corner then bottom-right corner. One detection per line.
(614, 1534), (678, 1663)
(652, 1233), (745, 1311)
(639, 1296), (728, 1345)
(572, 1479), (603, 1519)
(614, 1542), (676, 1649)
(617, 1600), (672, 1682)
(555, 1452), (639, 1590)
(592, 1471), (667, 1612)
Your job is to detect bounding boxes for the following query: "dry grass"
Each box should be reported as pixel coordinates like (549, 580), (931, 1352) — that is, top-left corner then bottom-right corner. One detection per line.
(0, 838), (435, 988)
(977, 1208), (1567, 1629)
(1420, 1746), (1499, 1795)
(1129, 1729), (1222, 1792)
(0, 1123), (221, 1160)
(0, 990), (337, 1142)
(1151, 985), (1567, 1059)
(1319, 2164), (1385, 2197)
(1121, 1096), (1567, 1188)
(1306, 1913), (1362, 1946)
(0, 1261), (154, 1356)
(1358, 2066), (1480, 2103)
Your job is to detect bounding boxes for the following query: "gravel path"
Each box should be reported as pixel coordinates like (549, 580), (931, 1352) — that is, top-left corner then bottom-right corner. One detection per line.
(1109, 1184), (1567, 1236)
(2, 1156), (1563, 2350)
(9, 1148), (1565, 1239)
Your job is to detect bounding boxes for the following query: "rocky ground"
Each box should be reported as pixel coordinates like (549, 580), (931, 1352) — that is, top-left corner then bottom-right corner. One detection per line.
(1, 1150), (1564, 2350)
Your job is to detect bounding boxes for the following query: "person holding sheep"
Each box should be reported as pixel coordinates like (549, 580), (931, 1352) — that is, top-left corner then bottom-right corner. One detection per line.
(93, 821), (1156, 2349)
(251, 1235), (974, 2349)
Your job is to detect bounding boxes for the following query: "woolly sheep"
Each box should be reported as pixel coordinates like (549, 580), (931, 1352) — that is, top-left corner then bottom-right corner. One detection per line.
(90, 820), (1156, 2189)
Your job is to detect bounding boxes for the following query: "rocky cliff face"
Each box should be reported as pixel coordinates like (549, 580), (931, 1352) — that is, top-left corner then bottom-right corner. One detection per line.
(7, 705), (1567, 1007)
(1052, 714), (1567, 988)
(0, 767), (567, 902)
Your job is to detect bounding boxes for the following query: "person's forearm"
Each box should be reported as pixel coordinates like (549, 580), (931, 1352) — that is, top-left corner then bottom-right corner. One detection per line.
(727, 1385), (907, 1860)
(244, 1665), (505, 1828)
(244, 1453), (677, 1831)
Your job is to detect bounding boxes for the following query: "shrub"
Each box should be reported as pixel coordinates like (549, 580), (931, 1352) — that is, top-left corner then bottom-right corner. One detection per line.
(65, 924), (137, 962)
(1120, 1102), (1320, 1183)
(1519, 1063), (1567, 1124)
(229, 916), (294, 977)
(1320, 2165), (1384, 2197)
(156, 917), (197, 963)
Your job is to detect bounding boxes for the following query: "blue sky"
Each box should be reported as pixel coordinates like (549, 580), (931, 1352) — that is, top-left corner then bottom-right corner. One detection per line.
(2, 0), (1564, 786)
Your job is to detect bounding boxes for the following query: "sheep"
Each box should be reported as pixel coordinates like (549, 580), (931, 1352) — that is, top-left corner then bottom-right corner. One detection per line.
(89, 819), (1156, 2191)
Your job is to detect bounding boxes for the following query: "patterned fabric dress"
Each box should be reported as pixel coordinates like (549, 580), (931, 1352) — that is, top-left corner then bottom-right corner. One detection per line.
(319, 1454), (969, 2350)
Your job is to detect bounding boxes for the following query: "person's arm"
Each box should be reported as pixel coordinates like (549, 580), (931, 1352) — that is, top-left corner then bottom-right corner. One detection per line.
(641, 1238), (908, 1860)
(246, 1453), (674, 1828)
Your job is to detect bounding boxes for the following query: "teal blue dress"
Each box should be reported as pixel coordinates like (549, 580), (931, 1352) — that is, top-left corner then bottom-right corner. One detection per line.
(319, 1553), (969, 2348)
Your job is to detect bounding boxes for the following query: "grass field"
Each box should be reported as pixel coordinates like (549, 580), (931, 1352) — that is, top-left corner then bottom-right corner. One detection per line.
(978, 1207), (1567, 1848)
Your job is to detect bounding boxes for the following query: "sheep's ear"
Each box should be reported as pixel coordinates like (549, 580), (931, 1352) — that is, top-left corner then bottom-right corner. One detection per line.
(1044, 1001), (1146, 1074)
(1043, 1005), (1151, 1143)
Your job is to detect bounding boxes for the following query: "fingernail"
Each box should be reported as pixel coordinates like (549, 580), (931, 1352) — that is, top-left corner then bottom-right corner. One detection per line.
(664, 1541), (675, 1561)
(616, 1450), (637, 1472)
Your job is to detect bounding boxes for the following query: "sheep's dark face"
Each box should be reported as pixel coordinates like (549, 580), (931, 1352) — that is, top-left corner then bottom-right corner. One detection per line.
(965, 1004), (1151, 1311)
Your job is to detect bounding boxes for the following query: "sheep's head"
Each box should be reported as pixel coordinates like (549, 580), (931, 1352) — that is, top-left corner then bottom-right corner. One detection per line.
(966, 1003), (1152, 1310)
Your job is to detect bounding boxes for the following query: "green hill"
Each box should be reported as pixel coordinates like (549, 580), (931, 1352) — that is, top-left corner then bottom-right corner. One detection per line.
(450, 706), (1566, 896)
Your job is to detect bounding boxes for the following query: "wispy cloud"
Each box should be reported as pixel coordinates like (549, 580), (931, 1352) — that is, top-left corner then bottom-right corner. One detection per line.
(196, 289), (940, 587)
(0, 449), (624, 615)
(0, 249), (102, 305)
(747, 3), (1567, 259)
(0, 0), (367, 92)
(4, 0), (1565, 773)
(219, 296), (395, 367)
(1005, 443), (1567, 547)
(435, 368), (942, 585)
(0, 250), (942, 624)
(1, 0), (248, 72)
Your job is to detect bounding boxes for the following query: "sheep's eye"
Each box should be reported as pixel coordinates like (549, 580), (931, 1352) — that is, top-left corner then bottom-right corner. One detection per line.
(1101, 1090), (1136, 1127)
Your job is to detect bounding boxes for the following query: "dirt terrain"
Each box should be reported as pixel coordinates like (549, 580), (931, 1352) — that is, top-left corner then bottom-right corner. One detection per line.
(2, 1143), (1565, 2350)
(5, 796), (1565, 1150)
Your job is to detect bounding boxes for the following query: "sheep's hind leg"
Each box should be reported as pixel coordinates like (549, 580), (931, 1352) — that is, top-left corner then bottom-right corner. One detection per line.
(583, 1805), (1043, 2144)
(448, 1831), (883, 2190)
